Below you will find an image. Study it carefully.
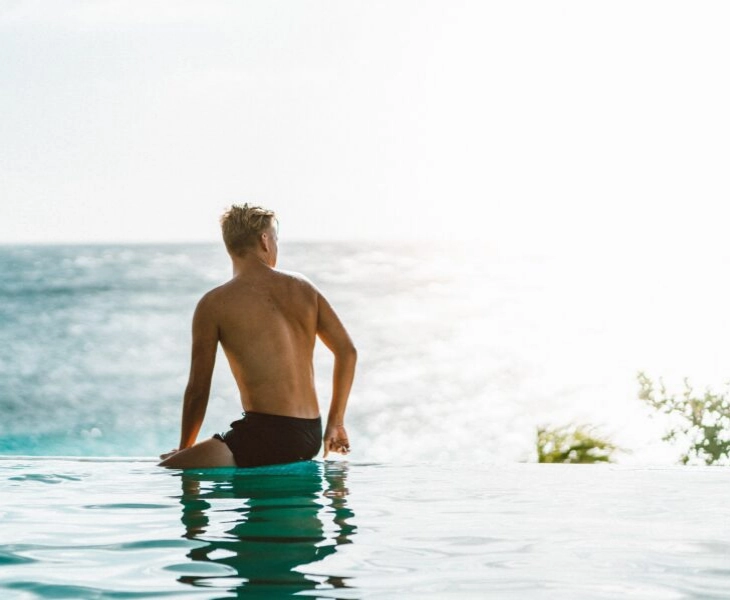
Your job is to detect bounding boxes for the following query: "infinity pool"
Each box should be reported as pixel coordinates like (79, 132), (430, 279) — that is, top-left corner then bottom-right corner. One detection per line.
(1, 458), (729, 599)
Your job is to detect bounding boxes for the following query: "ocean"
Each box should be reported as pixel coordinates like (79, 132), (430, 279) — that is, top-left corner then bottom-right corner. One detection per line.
(4, 242), (730, 599)
(1, 241), (729, 463)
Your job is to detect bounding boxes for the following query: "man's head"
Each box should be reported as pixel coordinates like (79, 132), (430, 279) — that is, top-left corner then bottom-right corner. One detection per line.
(220, 203), (278, 265)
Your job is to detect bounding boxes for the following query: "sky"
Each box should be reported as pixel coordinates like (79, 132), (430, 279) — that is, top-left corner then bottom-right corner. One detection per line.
(1, 0), (729, 252)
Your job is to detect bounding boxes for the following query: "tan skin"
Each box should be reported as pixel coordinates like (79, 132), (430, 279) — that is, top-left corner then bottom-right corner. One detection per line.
(159, 224), (356, 468)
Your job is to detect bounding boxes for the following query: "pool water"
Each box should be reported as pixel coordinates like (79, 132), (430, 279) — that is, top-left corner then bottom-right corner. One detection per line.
(2, 458), (729, 599)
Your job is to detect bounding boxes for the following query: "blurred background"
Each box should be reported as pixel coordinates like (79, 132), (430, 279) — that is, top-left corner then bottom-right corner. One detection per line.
(1, 1), (729, 463)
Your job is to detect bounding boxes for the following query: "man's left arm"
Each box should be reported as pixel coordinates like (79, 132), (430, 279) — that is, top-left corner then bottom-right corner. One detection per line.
(175, 294), (219, 452)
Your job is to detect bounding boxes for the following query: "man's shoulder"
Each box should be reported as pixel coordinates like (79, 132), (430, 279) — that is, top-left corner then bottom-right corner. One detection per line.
(196, 282), (230, 309)
(274, 269), (319, 291)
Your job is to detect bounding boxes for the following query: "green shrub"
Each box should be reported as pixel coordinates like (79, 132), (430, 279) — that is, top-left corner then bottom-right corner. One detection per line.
(536, 424), (619, 464)
(638, 372), (730, 465)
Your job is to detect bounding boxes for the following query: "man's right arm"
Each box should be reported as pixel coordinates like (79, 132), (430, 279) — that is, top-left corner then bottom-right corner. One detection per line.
(316, 291), (357, 457)
(178, 294), (219, 450)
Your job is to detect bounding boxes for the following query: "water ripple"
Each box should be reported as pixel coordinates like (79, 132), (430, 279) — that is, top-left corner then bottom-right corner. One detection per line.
(8, 473), (81, 484)
(2, 460), (730, 598)
(84, 503), (171, 510)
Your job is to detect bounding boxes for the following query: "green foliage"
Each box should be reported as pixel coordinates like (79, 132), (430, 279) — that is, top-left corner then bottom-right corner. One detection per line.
(638, 372), (730, 466)
(536, 424), (619, 464)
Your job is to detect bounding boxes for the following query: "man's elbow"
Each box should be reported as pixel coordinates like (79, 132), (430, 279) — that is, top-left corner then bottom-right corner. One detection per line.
(183, 385), (210, 408)
(337, 342), (357, 363)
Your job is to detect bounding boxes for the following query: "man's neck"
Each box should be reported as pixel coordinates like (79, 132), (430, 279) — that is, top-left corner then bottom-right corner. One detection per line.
(230, 252), (271, 277)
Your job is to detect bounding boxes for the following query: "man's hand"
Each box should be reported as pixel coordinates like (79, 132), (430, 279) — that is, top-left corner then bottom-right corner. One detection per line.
(159, 449), (179, 461)
(323, 423), (350, 458)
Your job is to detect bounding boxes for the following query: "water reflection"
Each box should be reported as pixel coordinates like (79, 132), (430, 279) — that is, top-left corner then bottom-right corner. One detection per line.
(174, 460), (356, 597)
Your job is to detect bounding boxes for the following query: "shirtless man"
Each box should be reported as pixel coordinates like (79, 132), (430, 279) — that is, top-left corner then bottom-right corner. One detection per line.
(159, 204), (356, 468)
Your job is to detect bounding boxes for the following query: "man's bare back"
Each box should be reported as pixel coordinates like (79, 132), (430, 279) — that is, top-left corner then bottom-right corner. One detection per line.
(159, 206), (356, 469)
(212, 266), (321, 418)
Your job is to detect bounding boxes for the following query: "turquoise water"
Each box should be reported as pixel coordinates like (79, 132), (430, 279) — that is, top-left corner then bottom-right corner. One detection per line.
(2, 458), (730, 599)
(4, 243), (730, 596)
(1, 242), (715, 464)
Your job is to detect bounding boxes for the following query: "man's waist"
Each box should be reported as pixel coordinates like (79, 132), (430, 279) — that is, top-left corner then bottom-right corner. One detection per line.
(243, 410), (321, 424)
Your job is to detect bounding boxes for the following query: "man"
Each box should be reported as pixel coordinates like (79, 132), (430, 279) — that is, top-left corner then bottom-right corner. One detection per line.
(159, 204), (356, 468)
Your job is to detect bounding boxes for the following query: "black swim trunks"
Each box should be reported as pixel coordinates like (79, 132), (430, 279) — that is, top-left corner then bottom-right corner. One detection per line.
(213, 412), (322, 468)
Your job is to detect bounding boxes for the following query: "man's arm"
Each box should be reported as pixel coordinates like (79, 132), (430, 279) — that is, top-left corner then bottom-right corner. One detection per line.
(177, 294), (219, 450)
(316, 292), (357, 457)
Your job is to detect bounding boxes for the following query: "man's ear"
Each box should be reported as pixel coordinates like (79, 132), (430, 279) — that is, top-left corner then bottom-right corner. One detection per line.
(259, 232), (269, 252)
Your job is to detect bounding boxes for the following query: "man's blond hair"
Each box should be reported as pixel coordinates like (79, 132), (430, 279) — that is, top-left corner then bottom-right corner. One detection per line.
(220, 203), (277, 256)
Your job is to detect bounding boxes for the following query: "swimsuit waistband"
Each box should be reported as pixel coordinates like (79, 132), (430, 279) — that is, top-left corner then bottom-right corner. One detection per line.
(243, 411), (321, 425)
